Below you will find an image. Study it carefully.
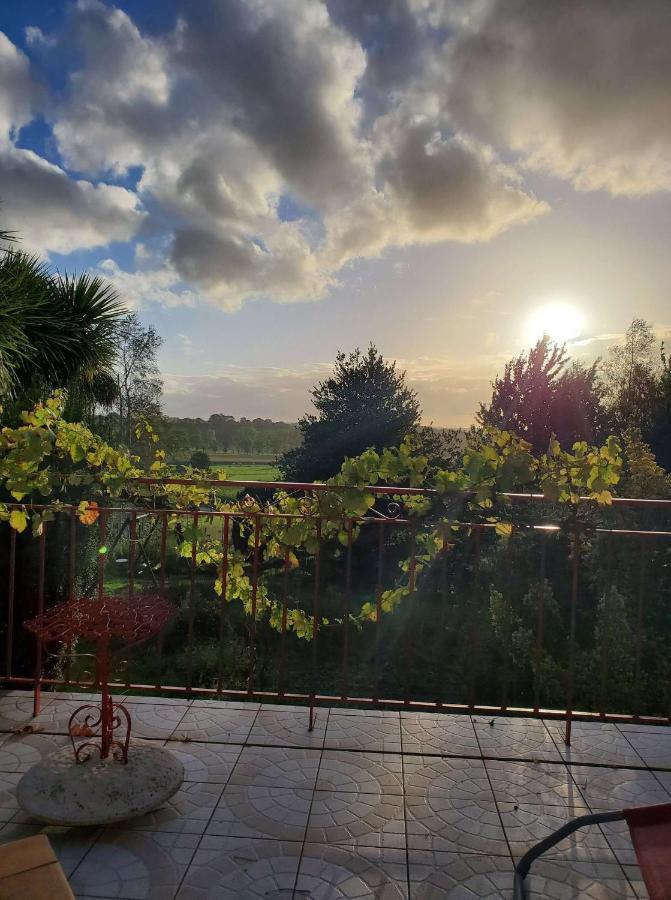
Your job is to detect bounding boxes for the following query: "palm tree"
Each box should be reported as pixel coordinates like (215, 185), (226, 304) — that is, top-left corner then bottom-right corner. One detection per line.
(0, 240), (126, 421)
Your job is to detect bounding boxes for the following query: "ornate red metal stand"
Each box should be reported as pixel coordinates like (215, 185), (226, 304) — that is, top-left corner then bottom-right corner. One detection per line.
(24, 595), (173, 763)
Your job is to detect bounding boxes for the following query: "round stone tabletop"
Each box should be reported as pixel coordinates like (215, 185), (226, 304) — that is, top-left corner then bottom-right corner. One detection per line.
(17, 743), (184, 826)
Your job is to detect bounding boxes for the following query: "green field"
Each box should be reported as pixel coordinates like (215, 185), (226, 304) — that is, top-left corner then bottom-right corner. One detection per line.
(218, 462), (280, 482)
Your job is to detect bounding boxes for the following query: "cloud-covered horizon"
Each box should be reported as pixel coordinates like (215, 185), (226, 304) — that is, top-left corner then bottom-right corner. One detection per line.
(2, 0), (669, 312)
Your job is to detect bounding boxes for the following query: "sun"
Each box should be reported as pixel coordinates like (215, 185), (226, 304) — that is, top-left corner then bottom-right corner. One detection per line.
(525, 301), (586, 345)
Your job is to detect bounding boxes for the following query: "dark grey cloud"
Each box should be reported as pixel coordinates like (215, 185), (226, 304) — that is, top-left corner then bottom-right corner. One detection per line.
(1, 0), (668, 309)
(446, 0), (671, 194)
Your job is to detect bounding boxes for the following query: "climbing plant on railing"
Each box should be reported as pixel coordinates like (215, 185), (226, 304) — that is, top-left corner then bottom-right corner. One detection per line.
(0, 392), (624, 639)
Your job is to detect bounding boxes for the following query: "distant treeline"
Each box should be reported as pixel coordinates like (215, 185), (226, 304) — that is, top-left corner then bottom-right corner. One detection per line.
(158, 414), (300, 455)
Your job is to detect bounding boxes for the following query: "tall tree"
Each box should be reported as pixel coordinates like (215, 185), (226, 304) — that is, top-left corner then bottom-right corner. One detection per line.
(601, 318), (661, 435)
(478, 338), (605, 453)
(0, 246), (124, 422)
(113, 312), (163, 447)
(279, 345), (421, 482)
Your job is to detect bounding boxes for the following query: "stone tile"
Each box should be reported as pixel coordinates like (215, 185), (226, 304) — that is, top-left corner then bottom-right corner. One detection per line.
(0, 694), (45, 732)
(0, 821), (101, 876)
(617, 723), (671, 736)
(623, 864), (650, 899)
(404, 756), (494, 803)
(176, 836), (301, 899)
(328, 706), (400, 718)
(401, 712), (480, 756)
(306, 789), (406, 849)
(485, 759), (586, 807)
(600, 818), (638, 866)
(569, 764), (671, 811)
(70, 828), (199, 898)
(190, 698), (260, 711)
(248, 707), (327, 748)
(163, 740), (241, 783)
(408, 849), (514, 899)
(406, 795), (509, 855)
(525, 858), (636, 898)
(229, 745), (321, 790)
(499, 802), (616, 863)
(174, 706), (257, 744)
(296, 843), (408, 898)
(474, 716), (563, 761)
(0, 772), (20, 822)
(0, 731), (70, 772)
(546, 721), (646, 767)
(653, 769), (671, 794)
(618, 730), (671, 768)
(325, 712), (402, 753)
(120, 781), (224, 835)
(317, 750), (404, 795)
(122, 702), (190, 740)
(207, 784), (311, 841)
(31, 699), (92, 734)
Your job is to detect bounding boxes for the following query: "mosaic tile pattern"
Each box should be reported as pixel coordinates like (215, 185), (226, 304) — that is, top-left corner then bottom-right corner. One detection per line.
(401, 712), (479, 756)
(325, 711), (402, 753)
(316, 750), (404, 795)
(499, 802), (613, 862)
(176, 836), (300, 899)
(485, 758), (586, 807)
(163, 740), (241, 784)
(474, 716), (563, 762)
(229, 745), (321, 790)
(207, 785), (312, 841)
(247, 706), (327, 748)
(545, 721), (647, 767)
(408, 849), (514, 899)
(525, 858), (637, 898)
(70, 829), (199, 898)
(0, 690), (665, 898)
(296, 843), (408, 898)
(306, 789), (406, 848)
(0, 731), (70, 772)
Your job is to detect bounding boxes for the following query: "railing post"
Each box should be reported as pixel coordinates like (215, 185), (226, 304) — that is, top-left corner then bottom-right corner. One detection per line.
(309, 519), (321, 732)
(533, 531), (547, 715)
(565, 523), (581, 746)
(33, 526), (47, 717)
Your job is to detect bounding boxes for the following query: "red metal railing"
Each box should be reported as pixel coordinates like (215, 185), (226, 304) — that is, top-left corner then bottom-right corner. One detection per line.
(2, 480), (671, 744)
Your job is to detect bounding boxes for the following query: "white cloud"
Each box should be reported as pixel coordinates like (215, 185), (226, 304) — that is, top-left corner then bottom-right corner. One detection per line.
(96, 258), (196, 309)
(446, 0), (671, 196)
(0, 146), (143, 254)
(1, 0), (670, 307)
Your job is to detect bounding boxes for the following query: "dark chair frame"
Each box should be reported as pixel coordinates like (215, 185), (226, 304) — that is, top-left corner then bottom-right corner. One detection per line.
(513, 809), (625, 899)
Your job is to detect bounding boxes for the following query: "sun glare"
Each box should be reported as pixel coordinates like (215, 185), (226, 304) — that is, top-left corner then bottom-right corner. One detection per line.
(525, 301), (586, 345)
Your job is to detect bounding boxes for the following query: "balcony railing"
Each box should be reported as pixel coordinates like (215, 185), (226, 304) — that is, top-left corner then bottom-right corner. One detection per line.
(2, 479), (670, 743)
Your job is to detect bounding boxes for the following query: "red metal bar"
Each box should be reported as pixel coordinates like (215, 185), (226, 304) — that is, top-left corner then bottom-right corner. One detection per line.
(155, 511), (168, 690)
(278, 517), (290, 699)
(501, 527), (515, 712)
(128, 510), (137, 601)
(373, 522), (386, 704)
(436, 533), (449, 709)
(4, 528), (16, 679)
(217, 515), (230, 696)
(33, 526), (47, 717)
(129, 476), (671, 508)
(186, 511), (198, 693)
(533, 532), (547, 715)
(468, 527), (482, 712)
(565, 524), (581, 746)
(247, 516), (261, 696)
(309, 519), (322, 732)
(403, 523), (418, 707)
(598, 533), (615, 718)
(341, 518), (354, 701)
(633, 537), (647, 720)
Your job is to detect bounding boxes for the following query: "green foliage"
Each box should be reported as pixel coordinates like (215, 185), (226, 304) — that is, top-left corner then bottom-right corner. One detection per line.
(190, 449), (212, 470)
(279, 344), (421, 482)
(478, 338), (606, 453)
(0, 392), (627, 650)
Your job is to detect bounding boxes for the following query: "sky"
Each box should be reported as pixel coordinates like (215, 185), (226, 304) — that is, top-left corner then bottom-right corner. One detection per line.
(1, 0), (670, 426)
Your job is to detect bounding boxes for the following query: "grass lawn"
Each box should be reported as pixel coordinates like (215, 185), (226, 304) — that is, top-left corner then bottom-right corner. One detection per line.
(219, 462), (280, 482)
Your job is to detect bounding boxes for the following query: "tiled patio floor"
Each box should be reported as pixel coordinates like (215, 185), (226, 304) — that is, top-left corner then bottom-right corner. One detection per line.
(1, 690), (670, 898)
